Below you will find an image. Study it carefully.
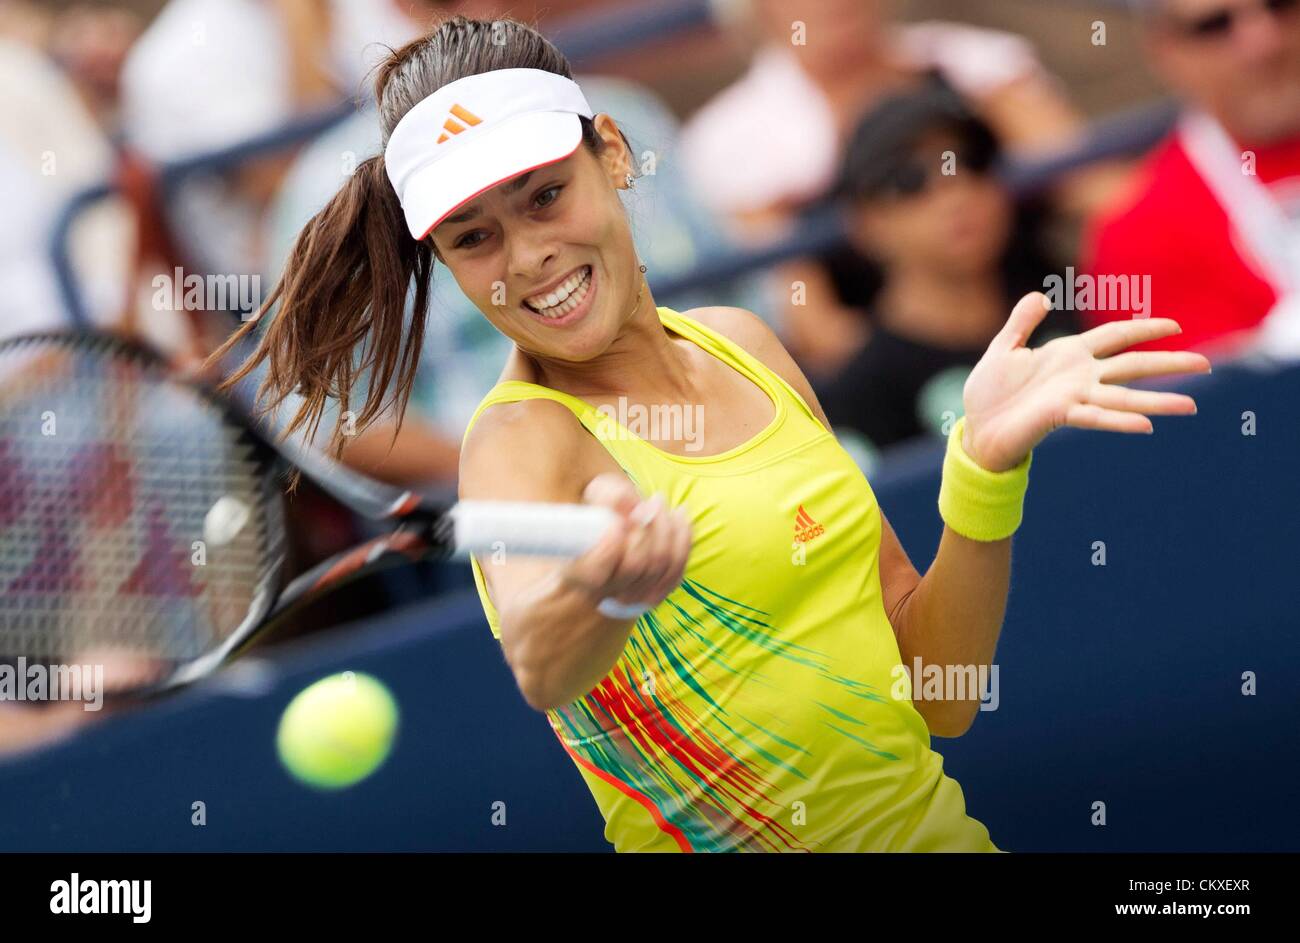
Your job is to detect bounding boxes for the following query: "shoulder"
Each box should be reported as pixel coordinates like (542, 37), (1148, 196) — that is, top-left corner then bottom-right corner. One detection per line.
(683, 306), (831, 428)
(461, 395), (589, 461)
(684, 305), (795, 373)
(459, 396), (605, 503)
(684, 304), (777, 345)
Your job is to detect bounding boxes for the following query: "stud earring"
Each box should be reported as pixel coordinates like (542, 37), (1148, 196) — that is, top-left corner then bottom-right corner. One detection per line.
(624, 173), (636, 190)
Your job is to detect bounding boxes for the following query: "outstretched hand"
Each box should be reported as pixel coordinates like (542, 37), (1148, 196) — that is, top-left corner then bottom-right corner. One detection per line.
(960, 293), (1213, 473)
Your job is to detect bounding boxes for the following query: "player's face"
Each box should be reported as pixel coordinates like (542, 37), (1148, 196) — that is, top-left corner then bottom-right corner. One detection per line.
(1148, 0), (1300, 142)
(429, 115), (641, 363)
(846, 130), (1012, 276)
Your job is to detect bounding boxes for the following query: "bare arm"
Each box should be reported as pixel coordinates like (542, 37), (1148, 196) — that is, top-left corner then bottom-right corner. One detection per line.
(690, 302), (1208, 739)
(458, 399), (692, 711)
(338, 415), (461, 486)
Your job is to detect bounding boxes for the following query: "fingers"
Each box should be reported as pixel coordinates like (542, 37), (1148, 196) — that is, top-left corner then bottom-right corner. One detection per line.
(609, 497), (692, 605)
(1063, 402), (1153, 435)
(560, 472), (644, 592)
(992, 292), (1053, 351)
(1098, 350), (1213, 384)
(561, 511), (629, 595)
(1087, 383), (1197, 417)
(562, 486), (693, 615)
(1068, 366), (1204, 433)
(582, 472), (642, 517)
(642, 507), (692, 603)
(611, 495), (669, 602)
(1079, 318), (1184, 357)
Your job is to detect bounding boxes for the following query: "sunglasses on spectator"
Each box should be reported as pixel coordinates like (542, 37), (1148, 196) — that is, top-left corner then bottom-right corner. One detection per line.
(868, 147), (996, 201)
(1165, 0), (1299, 39)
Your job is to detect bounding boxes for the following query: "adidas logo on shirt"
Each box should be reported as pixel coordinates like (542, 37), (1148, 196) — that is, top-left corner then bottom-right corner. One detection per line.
(794, 505), (825, 543)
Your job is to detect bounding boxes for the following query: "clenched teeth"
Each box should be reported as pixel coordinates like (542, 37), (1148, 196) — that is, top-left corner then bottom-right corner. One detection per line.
(525, 266), (592, 317)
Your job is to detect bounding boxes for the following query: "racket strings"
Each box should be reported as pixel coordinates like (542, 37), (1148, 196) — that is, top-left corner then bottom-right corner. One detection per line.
(0, 336), (285, 666)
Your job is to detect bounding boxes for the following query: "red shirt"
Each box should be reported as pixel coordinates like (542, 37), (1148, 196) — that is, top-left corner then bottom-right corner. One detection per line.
(1081, 129), (1300, 355)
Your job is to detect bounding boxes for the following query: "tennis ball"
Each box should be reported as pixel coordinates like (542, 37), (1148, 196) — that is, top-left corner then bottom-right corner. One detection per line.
(204, 495), (250, 546)
(276, 672), (399, 790)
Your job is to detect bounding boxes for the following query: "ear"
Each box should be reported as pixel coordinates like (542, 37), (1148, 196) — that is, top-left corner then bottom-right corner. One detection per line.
(592, 113), (633, 185)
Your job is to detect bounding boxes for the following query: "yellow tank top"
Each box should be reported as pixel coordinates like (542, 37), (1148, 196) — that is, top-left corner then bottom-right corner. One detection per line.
(463, 306), (999, 852)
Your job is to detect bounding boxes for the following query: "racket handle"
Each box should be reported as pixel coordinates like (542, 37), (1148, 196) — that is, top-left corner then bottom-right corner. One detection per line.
(447, 501), (618, 559)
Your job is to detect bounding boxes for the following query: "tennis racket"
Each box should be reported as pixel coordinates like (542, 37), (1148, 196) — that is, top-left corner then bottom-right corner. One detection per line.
(0, 330), (615, 696)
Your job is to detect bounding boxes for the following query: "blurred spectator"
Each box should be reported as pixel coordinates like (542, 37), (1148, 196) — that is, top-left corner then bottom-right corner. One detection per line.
(1082, 0), (1300, 356)
(0, 0), (50, 47)
(681, 0), (1122, 240)
(680, 0), (1119, 371)
(263, 0), (774, 486)
(811, 80), (1077, 457)
(0, 35), (131, 336)
(47, 3), (143, 129)
(119, 0), (418, 290)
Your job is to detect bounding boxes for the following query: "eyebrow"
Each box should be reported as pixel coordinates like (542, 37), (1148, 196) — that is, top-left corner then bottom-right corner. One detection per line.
(440, 171), (537, 226)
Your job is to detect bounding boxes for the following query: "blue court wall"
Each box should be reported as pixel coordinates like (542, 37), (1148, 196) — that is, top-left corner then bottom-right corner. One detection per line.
(0, 361), (1295, 851)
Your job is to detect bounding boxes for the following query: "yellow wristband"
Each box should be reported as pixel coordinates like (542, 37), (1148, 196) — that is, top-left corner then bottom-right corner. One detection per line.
(937, 416), (1032, 542)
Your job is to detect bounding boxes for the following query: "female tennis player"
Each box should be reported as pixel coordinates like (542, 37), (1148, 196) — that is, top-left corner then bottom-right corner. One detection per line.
(221, 15), (1210, 852)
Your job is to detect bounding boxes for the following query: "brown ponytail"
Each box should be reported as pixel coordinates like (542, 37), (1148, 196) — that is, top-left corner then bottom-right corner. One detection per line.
(212, 149), (430, 462)
(211, 14), (631, 470)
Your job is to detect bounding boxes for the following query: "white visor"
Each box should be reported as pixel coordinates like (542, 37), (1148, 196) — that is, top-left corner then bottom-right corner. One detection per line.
(383, 68), (595, 240)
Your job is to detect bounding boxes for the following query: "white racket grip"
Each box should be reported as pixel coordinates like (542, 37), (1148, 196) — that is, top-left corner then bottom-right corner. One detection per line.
(447, 501), (619, 559)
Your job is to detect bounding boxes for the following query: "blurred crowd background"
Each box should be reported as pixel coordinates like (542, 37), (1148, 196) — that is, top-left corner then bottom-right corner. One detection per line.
(2, 0), (1299, 482)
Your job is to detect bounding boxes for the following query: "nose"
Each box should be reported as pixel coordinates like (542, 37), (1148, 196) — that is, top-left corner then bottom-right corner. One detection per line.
(930, 170), (1000, 222)
(506, 225), (559, 290)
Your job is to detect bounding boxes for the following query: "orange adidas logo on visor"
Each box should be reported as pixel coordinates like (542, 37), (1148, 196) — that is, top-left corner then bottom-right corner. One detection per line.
(437, 104), (483, 144)
(794, 505), (825, 543)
